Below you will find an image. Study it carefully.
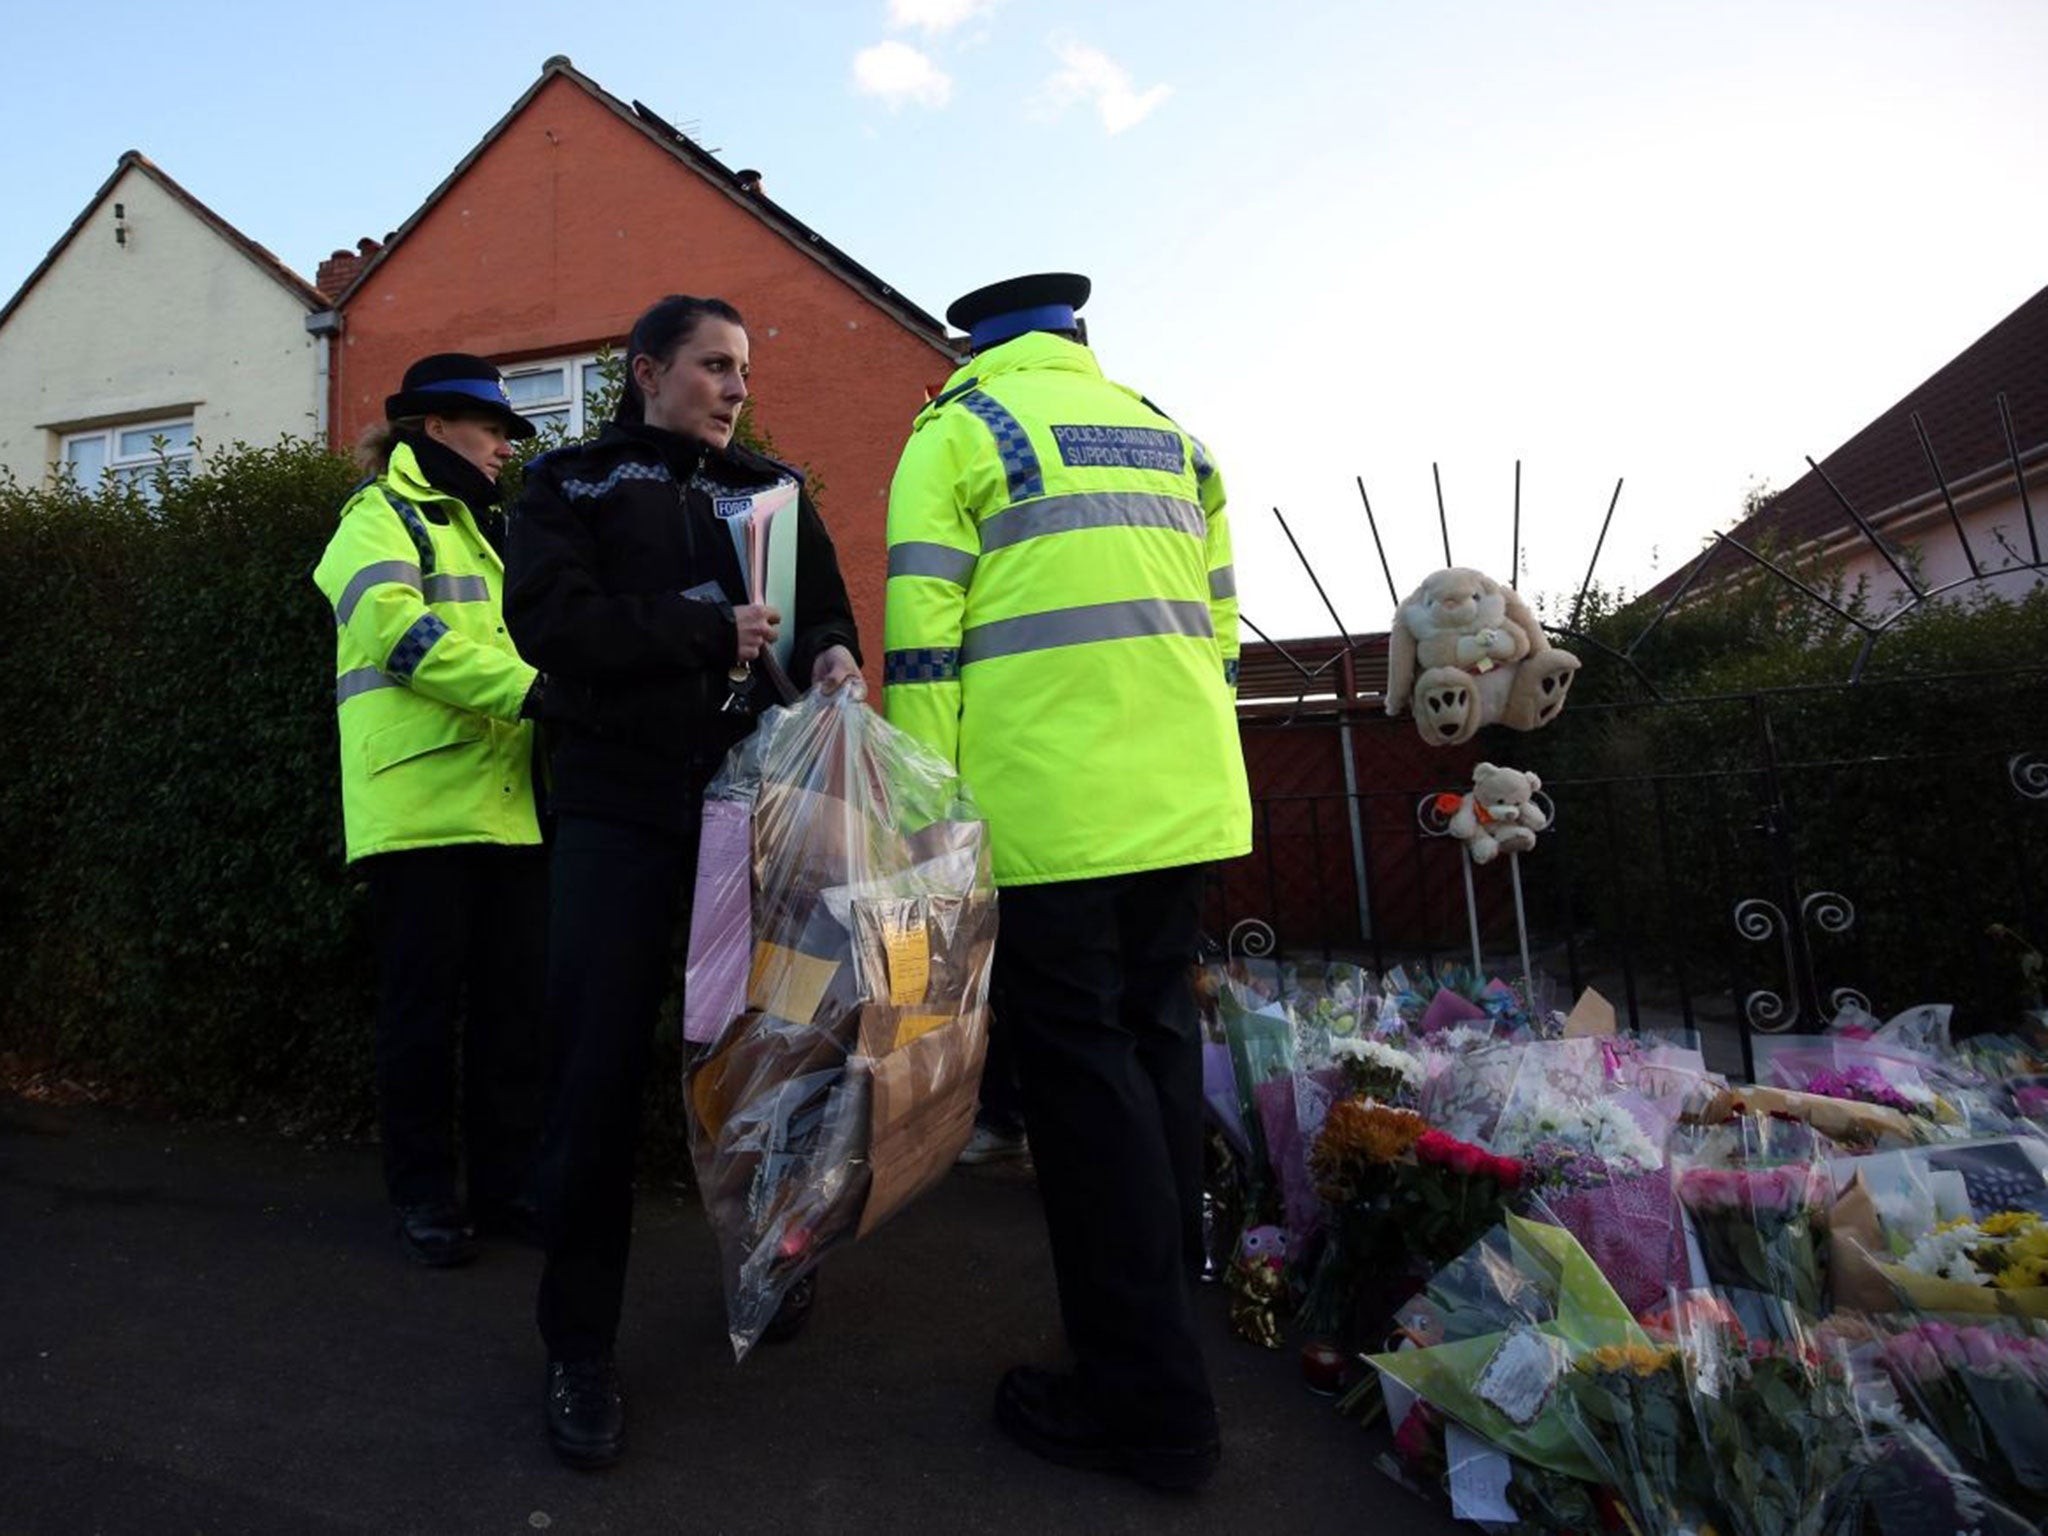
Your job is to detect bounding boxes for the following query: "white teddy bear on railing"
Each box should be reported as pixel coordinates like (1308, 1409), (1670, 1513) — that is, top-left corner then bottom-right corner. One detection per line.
(1439, 762), (1549, 863)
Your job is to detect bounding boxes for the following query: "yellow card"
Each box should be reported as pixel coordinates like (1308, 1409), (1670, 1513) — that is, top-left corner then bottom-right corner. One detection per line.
(748, 942), (839, 1024)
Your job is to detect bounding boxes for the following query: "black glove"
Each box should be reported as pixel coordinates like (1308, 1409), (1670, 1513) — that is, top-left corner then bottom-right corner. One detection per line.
(520, 675), (549, 720)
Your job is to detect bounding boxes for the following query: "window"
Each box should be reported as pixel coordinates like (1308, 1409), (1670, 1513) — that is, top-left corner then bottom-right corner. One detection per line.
(62, 417), (195, 504)
(500, 354), (619, 440)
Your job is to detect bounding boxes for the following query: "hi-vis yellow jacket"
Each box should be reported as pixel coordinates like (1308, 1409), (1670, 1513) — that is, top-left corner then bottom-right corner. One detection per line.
(882, 331), (1250, 887)
(312, 442), (541, 862)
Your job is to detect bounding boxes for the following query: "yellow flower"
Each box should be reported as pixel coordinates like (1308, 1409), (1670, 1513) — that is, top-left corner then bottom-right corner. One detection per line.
(1582, 1343), (1676, 1375)
(1979, 1211), (2040, 1239)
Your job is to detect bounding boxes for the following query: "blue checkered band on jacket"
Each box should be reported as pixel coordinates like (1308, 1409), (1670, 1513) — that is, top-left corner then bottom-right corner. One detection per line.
(883, 647), (962, 685)
(386, 613), (449, 681)
(379, 488), (437, 576)
(561, 461), (674, 501)
(1224, 657), (1240, 686)
(957, 391), (1045, 504)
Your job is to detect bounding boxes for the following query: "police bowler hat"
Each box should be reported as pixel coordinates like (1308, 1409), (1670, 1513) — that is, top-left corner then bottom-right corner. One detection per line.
(385, 353), (537, 440)
(946, 272), (1091, 350)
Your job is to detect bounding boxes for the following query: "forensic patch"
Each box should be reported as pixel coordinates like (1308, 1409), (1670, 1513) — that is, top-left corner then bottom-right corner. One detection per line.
(1050, 424), (1184, 474)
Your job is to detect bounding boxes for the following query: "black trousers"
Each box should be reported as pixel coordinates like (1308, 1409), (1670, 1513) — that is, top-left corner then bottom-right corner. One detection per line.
(533, 812), (699, 1361)
(363, 843), (550, 1210)
(994, 863), (1215, 1443)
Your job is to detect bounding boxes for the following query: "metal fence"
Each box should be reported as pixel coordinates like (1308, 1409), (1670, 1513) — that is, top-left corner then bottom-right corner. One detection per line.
(1204, 667), (2048, 1077)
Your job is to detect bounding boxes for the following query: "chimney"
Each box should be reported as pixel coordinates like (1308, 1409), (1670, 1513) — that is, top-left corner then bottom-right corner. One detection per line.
(315, 236), (390, 300)
(316, 249), (362, 300)
(735, 168), (764, 196)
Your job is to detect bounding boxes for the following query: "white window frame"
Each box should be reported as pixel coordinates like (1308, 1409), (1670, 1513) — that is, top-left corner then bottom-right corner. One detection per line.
(61, 414), (196, 501)
(499, 352), (617, 440)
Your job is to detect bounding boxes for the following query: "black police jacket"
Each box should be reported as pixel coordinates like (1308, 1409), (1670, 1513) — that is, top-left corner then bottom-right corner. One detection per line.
(505, 421), (861, 832)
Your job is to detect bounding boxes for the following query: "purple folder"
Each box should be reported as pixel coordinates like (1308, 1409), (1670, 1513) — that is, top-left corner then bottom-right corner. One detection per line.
(683, 798), (753, 1045)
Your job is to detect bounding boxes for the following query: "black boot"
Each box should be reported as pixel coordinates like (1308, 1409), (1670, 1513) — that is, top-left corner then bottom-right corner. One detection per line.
(394, 1203), (477, 1268)
(545, 1356), (625, 1469)
(994, 1366), (1220, 1492)
(761, 1272), (818, 1344)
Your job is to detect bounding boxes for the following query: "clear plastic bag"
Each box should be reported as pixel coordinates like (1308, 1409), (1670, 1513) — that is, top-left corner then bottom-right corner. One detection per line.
(684, 688), (995, 1358)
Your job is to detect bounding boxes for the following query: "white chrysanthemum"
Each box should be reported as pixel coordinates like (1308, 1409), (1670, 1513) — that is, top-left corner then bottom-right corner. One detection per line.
(1428, 1025), (1492, 1056)
(1493, 1092), (1660, 1173)
(1579, 1098), (1663, 1171)
(1330, 1037), (1423, 1085)
(1901, 1224), (1988, 1284)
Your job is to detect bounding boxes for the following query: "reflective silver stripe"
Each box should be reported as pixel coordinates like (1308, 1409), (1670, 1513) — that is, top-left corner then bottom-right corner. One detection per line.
(888, 542), (978, 586)
(424, 574), (489, 604)
(335, 667), (398, 703)
(335, 560), (422, 625)
(1209, 565), (1237, 600)
(960, 598), (1214, 666)
(980, 491), (1205, 555)
(983, 489), (1204, 557)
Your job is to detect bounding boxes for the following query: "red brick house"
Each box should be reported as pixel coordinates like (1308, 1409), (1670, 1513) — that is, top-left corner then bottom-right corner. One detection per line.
(324, 55), (958, 673)
(1646, 279), (2048, 612)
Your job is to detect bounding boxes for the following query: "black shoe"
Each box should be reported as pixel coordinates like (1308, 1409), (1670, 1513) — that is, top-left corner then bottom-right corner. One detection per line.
(994, 1367), (1220, 1492)
(394, 1203), (477, 1268)
(545, 1356), (624, 1469)
(475, 1194), (544, 1248)
(761, 1272), (818, 1345)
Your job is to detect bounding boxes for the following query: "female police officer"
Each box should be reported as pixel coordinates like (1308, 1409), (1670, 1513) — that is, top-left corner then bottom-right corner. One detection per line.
(506, 294), (859, 1468)
(313, 354), (551, 1269)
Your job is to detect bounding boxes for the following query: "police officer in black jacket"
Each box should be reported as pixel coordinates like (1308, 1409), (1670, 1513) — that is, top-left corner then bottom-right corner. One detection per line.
(506, 294), (860, 1469)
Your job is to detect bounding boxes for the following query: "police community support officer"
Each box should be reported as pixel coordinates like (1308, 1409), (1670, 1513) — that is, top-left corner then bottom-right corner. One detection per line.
(313, 354), (552, 1269)
(881, 273), (1251, 1491)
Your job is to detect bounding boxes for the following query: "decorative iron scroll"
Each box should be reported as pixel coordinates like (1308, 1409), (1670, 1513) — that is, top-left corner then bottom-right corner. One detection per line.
(1735, 889), (1863, 1034)
(1228, 917), (1276, 959)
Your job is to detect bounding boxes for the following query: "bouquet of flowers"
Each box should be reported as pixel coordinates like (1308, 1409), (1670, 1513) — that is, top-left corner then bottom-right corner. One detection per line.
(1367, 1215), (1648, 1482)
(1329, 1035), (1423, 1105)
(1299, 1098), (1432, 1342)
(1381, 962), (1561, 1042)
(1408, 1128), (1526, 1268)
(1670, 1115), (1835, 1319)
(1558, 1338), (1721, 1535)
(1671, 1297), (1865, 1536)
(1878, 1208), (2048, 1318)
(1871, 1316), (2048, 1520)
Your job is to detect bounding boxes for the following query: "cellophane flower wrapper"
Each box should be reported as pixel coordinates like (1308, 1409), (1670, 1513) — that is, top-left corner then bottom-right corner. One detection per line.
(1670, 1115), (1836, 1323)
(1416, 1037), (1526, 1144)
(1867, 1313), (2048, 1522)
(684, 688), (994, 1359)
(1547, 1171), (1689, 1316)
(1212, 973), (1295, 1192)
(1672, 1294), (1865, 1536)
(1368, 1213), (1648, 1482)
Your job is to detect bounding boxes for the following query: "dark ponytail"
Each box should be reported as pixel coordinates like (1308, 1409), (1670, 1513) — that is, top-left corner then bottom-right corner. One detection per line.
(615, 294), (746, 424)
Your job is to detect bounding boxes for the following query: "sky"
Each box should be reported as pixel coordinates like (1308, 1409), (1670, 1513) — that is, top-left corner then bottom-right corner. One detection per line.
(4, 0), (2045, 636)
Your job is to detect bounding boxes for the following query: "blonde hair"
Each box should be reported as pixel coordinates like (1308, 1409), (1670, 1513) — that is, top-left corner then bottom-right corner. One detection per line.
(354, 416), (427, 476)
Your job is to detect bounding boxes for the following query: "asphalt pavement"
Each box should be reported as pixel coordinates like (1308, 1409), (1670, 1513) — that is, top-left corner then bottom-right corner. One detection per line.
(0, 1096), (1465, 1536)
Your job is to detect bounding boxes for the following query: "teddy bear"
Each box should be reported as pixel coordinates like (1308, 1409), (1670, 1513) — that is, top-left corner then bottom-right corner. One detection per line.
(1385, 567), (1581, 746)
(1440, 762), (1549, 864)
(1225, 1223), (1288, 1350)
